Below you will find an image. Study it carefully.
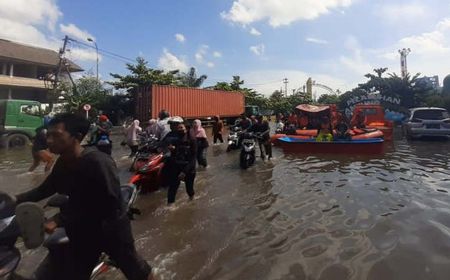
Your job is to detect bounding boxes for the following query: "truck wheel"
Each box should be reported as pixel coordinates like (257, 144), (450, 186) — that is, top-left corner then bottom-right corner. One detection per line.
(6, 134), (30, 148)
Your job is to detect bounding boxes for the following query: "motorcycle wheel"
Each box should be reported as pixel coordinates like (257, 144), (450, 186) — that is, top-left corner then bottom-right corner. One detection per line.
(249, 152), (255, 165)
(240, 152), (249, 169)
(226, 145), (232, 152)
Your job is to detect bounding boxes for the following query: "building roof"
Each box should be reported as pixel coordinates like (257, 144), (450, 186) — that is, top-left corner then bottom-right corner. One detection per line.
(0, 39), (83, 72)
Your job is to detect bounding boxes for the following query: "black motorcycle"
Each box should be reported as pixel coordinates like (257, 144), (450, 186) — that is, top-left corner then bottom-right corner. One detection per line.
(239, 132), (261, 169)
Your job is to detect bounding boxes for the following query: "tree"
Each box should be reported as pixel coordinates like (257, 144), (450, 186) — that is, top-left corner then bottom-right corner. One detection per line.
(443, 75), (450, 95)
(178, 67), (207, 88)
(317, 94), (341, 104)
(109, 57), (179, 93)
(62, 75), (109, 115)
(230, 76), (244, 91)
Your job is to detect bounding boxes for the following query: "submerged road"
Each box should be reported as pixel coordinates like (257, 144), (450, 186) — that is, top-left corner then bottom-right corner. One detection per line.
(1, 127), (450, 280)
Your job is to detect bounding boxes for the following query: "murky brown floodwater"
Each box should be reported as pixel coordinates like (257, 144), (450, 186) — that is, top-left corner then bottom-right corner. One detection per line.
(1, 127), (450, 280)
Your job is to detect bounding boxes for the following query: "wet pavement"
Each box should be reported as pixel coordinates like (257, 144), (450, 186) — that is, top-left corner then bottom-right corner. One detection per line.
(1, 127), (450, 280)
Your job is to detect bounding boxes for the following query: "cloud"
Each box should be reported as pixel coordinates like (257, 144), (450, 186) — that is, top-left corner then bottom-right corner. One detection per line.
(66, 47), (100, 62)
(249, 44), (265, 56)
(0, 0), (62, 31)
(306, 37), (328, 45)
(213, 51), (222, 58)
(206, 62), (215, 68)
(158, 48), (188, 72)
(60, 23), (94, 41)
(0, 0), (98, 64)
(175, 33), (186, 43)
(221, 0), (354, 27)
(195, 44), (209, 63)
(250, 27), (262, 36)
(375, 3), (430, 24)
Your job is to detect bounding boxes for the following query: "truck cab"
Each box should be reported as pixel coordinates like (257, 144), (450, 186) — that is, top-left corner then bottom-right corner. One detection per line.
(0, 99), (44, 148)
(245, 105), (260, 117)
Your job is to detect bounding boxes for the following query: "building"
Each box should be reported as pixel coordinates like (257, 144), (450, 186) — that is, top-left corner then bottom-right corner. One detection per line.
(0, 39), (83, 102)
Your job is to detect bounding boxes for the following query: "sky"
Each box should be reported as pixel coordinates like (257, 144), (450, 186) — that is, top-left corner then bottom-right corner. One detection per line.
(1, 0), (450, 97)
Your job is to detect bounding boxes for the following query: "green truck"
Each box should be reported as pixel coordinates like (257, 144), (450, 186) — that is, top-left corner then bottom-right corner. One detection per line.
(0, 99), (44, 148)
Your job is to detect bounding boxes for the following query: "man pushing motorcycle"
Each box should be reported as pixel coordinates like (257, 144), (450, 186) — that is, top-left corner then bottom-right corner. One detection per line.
(14, 113), (157, 280)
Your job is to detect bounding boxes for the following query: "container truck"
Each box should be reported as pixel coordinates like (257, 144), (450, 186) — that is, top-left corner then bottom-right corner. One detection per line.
(0, 99), (44, 148)
(135, 85), (246, 124)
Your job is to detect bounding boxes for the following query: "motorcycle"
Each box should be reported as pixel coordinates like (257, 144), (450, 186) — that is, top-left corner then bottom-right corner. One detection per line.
(239, 132), (261, 169)
(130, 133), (160, 172)
(129, 151), (165, 194)
(226, 126), (242, 152)
(0, 184), (139, 279)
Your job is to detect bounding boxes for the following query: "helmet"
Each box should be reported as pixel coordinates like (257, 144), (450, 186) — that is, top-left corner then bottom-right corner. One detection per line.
(168, 116), (184, 124)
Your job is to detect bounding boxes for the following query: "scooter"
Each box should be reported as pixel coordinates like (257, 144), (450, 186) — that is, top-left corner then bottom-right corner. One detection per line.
(130, 134), (160, 172)
(129, 151), (165, 193)
(0, 184), (139, 279)
(239, 132), (260, 169)
(226, 126), (242, 152)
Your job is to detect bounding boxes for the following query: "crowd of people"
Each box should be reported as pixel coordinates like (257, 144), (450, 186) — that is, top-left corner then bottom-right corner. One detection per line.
(18, 109), (276, 279)
(275, 108), (368, 141)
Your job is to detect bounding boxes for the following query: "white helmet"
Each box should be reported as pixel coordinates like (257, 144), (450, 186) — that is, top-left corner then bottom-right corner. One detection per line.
(168, 116), (184, 124)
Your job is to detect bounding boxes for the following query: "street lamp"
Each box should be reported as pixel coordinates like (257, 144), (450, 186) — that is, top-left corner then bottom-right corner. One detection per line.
(87, 38), (99, 82)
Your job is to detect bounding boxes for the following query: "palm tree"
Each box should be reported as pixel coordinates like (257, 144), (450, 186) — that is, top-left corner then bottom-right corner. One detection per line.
(178, 67), (207, 88)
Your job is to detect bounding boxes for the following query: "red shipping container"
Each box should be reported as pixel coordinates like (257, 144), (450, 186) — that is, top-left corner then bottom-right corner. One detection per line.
(136, 85), (245, 121)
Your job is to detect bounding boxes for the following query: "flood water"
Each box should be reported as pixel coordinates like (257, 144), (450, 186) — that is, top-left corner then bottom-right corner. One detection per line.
(1, 128), (450, 280)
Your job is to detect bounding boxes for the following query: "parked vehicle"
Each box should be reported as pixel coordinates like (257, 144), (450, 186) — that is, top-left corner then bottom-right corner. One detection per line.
(403, 107), (450, 139)
(135, 85), (245, 125)
(244, 105), (260, 117)
(353, 104), (394, 141)
(239, 132), (261, 169)
(226, 126), (242, 152)
(0, 99), (44, 148)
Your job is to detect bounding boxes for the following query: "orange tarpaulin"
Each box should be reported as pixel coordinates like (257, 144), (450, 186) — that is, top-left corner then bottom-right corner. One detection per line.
(295, 104), (330, 113)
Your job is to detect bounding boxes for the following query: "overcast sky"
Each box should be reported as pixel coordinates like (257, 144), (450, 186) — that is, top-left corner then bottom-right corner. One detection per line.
(1, 0), (449, 96)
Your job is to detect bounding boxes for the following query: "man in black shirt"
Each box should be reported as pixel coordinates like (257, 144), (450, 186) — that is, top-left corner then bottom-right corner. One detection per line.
(249, 115), (272, 160)
(16, 113), (156, 280)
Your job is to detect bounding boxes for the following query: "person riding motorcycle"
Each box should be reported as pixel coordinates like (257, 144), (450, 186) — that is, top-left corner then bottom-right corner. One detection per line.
(235, 115), (253, 147)
(249, 115), (272, 160)
(155, 110), (171, 141)
(14, 113), (156, 280)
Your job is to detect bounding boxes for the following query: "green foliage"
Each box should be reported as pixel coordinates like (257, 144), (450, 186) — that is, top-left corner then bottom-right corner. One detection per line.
(317, 94), (341, 105)
(62, 76), (109, 114)
(109, 57), (179, 93)
(443, 75), (450, 95)
(177, 67), (207, 88)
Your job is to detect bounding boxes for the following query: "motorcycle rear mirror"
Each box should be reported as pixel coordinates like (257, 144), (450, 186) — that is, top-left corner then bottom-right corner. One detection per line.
(46, 195), (69, 208)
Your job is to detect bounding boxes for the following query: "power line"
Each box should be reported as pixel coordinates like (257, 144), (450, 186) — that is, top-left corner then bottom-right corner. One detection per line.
(68, 38), (135, 63)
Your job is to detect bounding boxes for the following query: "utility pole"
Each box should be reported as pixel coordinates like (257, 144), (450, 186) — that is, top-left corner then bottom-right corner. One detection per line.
(54, 35), (69, 90)
(283, 78), (288, 97)
(398, 48), (411, 79)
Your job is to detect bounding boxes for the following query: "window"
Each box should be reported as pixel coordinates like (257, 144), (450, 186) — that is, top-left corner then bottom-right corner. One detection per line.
(362, 108), (377, 115)
(20, 104), (40, 116)
(413, 109), (448, 120)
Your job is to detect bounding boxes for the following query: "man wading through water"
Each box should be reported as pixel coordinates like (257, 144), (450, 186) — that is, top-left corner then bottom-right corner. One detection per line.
(15, 113), (157, 280)
(162, 116), (197, 205)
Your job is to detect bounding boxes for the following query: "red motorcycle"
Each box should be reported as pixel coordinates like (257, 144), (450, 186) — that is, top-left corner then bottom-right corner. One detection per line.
(129, 152), (165, 193)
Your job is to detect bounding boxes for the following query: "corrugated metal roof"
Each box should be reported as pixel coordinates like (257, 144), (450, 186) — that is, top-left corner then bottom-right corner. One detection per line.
(0, 39), (83, 72)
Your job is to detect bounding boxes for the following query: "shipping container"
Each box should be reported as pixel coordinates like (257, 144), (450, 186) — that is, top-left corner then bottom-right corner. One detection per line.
(135, 85), (245, 122)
